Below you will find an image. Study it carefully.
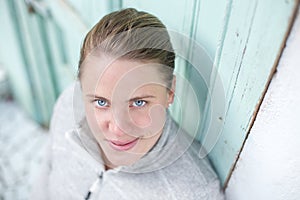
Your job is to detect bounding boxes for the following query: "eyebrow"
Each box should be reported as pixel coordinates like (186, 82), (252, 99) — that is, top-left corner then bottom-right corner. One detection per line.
(85, 94), (156, 102)
(128, 95), (156, 102)
(86, 94), (108, 99)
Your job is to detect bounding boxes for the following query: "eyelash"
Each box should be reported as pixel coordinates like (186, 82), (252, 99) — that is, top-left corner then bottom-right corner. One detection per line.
(131, 100), (147, 108)
(94, 99), (109, 108)
(92, 99), (147, 108)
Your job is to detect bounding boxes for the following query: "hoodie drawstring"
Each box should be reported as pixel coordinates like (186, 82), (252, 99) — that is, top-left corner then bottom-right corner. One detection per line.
(84, 172), (103, 200)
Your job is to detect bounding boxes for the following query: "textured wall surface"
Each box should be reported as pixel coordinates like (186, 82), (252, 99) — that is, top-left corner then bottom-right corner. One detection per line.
(225, 8), (300, 200)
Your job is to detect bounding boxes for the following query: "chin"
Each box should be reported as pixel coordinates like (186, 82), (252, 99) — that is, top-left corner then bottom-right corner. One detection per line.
(102, 145), (142, 167)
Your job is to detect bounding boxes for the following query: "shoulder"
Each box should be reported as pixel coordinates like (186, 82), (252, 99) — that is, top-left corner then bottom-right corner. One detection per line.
(50, 81), (84, 135)
(160, 136), (224, 199)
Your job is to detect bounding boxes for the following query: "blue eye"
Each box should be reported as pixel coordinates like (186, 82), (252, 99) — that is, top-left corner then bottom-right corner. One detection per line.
(132, 100), (146, 107)
(96, 99), (108, 107)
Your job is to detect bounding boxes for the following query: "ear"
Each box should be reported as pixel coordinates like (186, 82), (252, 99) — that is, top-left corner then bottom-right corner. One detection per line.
(167, 75), (176, 105)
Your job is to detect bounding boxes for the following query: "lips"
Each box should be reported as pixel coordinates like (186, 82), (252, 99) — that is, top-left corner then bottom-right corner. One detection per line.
(108, 138), (139, 151)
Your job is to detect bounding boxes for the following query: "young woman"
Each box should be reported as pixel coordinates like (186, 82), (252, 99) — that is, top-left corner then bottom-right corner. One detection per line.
(31, 8), (224, 200)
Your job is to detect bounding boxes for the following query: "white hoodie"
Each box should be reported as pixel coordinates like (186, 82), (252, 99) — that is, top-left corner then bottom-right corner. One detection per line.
(30, 82), (224, 200)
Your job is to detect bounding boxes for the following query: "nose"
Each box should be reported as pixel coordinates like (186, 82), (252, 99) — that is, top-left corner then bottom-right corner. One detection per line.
(108, 115), (127, 137)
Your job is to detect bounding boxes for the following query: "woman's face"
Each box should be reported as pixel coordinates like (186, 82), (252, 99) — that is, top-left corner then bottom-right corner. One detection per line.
(80, 55), (175, 168)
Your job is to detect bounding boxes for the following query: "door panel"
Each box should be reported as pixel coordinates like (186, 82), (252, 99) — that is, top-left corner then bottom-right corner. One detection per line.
(205, 0), (298, 184)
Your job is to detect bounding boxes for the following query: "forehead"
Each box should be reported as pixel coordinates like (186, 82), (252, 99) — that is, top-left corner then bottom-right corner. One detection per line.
(80, 55), (167, 96)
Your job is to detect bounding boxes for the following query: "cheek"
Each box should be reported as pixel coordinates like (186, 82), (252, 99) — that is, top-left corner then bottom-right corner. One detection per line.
(130, 104), (166, 136)
(84, 104), (106, 135)
(130, 110), (151, 128)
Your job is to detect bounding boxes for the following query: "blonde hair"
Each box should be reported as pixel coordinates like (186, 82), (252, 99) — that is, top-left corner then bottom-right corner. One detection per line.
(78, 8), (175, 85)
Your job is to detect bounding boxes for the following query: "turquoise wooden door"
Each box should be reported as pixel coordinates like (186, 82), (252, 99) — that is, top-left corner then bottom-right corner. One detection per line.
(1, 0), (298, 186)
(1, 0), (60, 126)
(207, 0), (298, 185)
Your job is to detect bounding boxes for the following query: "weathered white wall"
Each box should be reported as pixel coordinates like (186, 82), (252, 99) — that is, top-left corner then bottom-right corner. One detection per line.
(225, 9), (300, 200)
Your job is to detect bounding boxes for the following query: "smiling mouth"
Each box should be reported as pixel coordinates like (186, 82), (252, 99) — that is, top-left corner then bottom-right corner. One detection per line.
(108, 138), (139, 151)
